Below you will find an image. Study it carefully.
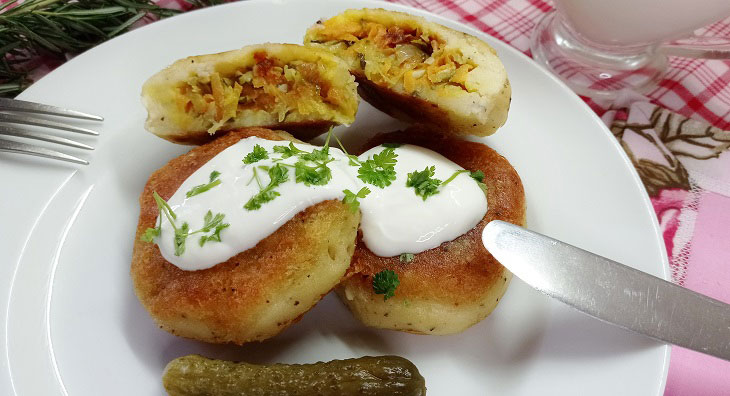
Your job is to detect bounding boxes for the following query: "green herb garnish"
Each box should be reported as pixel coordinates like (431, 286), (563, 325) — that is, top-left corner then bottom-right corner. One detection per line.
(406, 168), (486, 200)
(440, 169), (468, 187)
(295, 160), (333, 186)
(273, 133), (336, 187)
(244, 163), (289, 210)
(243, 144), (269, 164)
(186, 170), (222, 198)
(381, 143), (402, 148)
(358, 147), (398, 188)
(470, 170), (487, 191)
(342, 186), (371, 213)
(141, 192), (228, 256)
(197, 210), (230, 247)
(373, 269), (400, 301)
(140, 226), (160, 243)
(141, 191), (177, 243)
(330, 131), (362, 167)
(399, 253), (414, 263)
(441, 169), (488, 191)
(173, 222), (190, 256)
(406, 166), (442, 200)
(273, 142), (308, 159)
(172, 211), (230, 255)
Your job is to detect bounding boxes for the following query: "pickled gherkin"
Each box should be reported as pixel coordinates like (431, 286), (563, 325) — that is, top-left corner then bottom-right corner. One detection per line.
(163, 354), (426, 396)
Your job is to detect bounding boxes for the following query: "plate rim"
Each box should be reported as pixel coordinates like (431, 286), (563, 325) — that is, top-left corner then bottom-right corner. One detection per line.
(4, 0), (671, 394)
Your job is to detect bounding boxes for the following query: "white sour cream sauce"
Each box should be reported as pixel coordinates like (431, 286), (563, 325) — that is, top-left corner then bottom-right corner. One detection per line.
(156, 137), (487, 270)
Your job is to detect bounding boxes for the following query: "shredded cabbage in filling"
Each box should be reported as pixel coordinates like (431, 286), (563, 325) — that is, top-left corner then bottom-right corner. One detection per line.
(313, 21), (476, 95)
(176, 52), (344, 133)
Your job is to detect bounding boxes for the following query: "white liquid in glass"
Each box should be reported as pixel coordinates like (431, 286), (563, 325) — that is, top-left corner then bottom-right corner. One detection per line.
(555, 0), (730, 46)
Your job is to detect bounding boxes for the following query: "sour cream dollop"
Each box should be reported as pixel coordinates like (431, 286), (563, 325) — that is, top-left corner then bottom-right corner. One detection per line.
(155, 137), (487, 270)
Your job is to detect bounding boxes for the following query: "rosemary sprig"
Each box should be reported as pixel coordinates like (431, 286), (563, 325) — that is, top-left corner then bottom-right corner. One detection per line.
(0, 0), (224, 97)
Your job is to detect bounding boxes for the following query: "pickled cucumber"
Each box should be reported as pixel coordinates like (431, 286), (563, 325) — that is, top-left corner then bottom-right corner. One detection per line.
(162, 354), (426, 396)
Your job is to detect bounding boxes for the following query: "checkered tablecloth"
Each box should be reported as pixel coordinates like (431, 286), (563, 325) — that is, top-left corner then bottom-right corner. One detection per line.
(48, 0), (730, 393)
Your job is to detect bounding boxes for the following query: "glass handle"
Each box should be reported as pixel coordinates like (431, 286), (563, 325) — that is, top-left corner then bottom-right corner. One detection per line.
(659, 37), (730, 59)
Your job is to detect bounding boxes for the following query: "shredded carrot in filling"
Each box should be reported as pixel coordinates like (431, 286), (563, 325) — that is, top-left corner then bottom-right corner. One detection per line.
(315, 21), (476, 94)
(176, 53), (342, 130)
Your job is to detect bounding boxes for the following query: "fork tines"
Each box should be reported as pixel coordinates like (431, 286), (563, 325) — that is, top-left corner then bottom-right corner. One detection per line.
(0, 137), (89, 165)
(0, 98), (103, 121)
(0, 98), (103, 165)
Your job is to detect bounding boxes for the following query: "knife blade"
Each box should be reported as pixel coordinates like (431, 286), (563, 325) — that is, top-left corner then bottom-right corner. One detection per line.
(482, 220), (730, 362)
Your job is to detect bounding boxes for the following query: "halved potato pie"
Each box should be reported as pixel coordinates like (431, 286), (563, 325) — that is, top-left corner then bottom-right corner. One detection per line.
(142, 44), (359, 144)
(304, 8), (511, 137)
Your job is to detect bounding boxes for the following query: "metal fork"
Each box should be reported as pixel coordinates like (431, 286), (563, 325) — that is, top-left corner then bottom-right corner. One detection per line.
(0, 98), (103, 165)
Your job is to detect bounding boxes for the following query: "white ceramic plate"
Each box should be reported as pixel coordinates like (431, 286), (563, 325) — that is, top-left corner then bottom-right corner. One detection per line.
(0, 1), (670, 394)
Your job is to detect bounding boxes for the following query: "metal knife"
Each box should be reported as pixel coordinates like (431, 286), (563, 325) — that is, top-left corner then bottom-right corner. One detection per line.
(482, 220), (730, 361)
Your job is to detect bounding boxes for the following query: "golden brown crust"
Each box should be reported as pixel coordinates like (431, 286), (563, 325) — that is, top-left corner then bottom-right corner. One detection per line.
(337, 127), (525, 334)
(131, 127), (360, 344)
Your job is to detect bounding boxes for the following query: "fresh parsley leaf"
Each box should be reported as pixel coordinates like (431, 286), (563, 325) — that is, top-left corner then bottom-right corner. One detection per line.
(140, 226), (160, 243)
(273, 142), (307, 159)
(399, 253), (414, 263)
(470, 170), (487, 191)
(358, 147), (398, 187)
(381, 142), (401, 148)
(186, 171), (222, 198)
(267, 163), (289, 187)
(299, 146), (330, 162)
(174, 222), (190, 256)
(469, 170), (485, 183)
(271, 140), (335, 187)
(295, 161), (332, 186)
(244, 164), (289, 211)
(143, 192), (229, 255)
(406, 166), (442, 201)
(342, 186), (371, 213)
(373, 269), (400, 300)
(200, 210), (226, 233)
(244, 190), (280, 210)
(197, 210), (230, 247)
(243, 144), (268, 164)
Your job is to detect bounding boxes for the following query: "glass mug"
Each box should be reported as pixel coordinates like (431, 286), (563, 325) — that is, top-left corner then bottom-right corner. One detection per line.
(530, 0), (730, 99)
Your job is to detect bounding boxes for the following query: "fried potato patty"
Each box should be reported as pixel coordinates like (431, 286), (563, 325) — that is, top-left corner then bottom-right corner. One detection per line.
(131, 128), (360, 344)
(142, 44), (359, 144)
(304, 8), (511, 138)
(337, 128), (525, 335)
